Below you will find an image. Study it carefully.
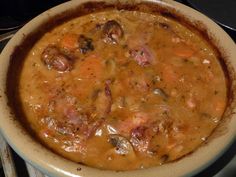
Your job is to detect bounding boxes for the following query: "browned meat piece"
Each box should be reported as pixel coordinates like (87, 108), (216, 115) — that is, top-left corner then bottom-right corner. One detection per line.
(86, 118), (105, 138)
(51, 54), (72, 71)
(102, 20), (124, 44)
(131, 126), (147, 140)
(64, 106), (88, 125)
(117, 112), (150, 135)
(129, 46), (153, 66)
(130, 126), (150, 152)
(41, 45), (72, 71)
(104, 80), (112, 114)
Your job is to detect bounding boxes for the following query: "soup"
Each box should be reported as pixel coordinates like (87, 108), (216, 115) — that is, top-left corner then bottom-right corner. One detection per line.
(17, 9), (227, 170)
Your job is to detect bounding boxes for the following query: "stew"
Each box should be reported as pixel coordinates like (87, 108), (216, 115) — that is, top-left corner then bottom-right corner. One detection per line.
(18, 9), (227, 170)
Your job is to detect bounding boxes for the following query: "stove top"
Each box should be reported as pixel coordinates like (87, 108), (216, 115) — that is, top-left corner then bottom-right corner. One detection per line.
(0, 1), (235, 177)
(0, 0), (68, 32)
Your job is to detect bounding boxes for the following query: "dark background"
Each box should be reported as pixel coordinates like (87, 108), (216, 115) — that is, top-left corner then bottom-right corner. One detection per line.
(0, 0), (68, 18)
(0, 0), (68, 30)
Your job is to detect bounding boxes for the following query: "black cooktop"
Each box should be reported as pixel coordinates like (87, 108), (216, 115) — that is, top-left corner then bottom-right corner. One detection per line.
(0, 0), (68, 31)
(176, 0), (236, 40)
(187, 0), (236, 31)
(0, 1), (235, 177)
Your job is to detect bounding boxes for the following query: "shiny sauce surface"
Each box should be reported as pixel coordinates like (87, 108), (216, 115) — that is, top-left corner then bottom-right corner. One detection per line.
(19, 10), (227, 170)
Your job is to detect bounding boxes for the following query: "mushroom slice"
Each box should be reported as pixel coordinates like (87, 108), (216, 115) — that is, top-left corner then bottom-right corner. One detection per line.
(103, 20), (124, 44)
(78, 35), (94, 54)
(108, 134), (134, 155)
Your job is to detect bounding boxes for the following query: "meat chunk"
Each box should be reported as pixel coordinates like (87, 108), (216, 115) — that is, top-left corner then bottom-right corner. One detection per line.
(102, 20), (124, 44)
(51, 54), (72, 71)
(86, 119), (105, 138)
(41, 45), (72, 71)
(105, 80), (112, 98)
(95, 80), (113, 117)
(78, 35), (94, 54)
(117, 112), (149, 135)
(131, 126), (147, 140)
(64, 107), (104, 138)
(64, 106), (88, 125)
(105, 80), (112, 114)
(130, 126), (150, 152)
(129, 46), (153, 66)
(53, 96), (104, 138)
(40, 117), (74, 137)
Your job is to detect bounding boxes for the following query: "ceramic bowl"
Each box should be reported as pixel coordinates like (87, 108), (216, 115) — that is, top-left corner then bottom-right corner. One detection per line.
(0, 0), (235, 177)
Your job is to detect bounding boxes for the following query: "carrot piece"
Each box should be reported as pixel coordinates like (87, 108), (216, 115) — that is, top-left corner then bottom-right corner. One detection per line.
(60, 33), (78, 51)
(72, 55), (104, 99)
(78, 55), (103, 80)
(162, 64), (178, 85)
(173, 45), (195, 58)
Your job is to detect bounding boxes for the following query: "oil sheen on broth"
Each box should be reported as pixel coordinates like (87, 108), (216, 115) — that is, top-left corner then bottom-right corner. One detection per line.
(19, 10), (227, 170)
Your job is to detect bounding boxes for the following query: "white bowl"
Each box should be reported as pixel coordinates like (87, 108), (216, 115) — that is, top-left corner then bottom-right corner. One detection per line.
(0, 0), (235, 177)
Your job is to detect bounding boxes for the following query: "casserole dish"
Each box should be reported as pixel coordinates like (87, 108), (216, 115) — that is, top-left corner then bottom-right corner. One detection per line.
(0, 0), (235, 176)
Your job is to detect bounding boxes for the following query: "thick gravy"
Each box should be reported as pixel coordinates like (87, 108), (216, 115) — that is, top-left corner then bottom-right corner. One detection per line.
(18, 10), (227, 170)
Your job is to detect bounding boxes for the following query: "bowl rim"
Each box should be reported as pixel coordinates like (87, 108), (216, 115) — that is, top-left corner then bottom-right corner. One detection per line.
(0, 0), (235, 177)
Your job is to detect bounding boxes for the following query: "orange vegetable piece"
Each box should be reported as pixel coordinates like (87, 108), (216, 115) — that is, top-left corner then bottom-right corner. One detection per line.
(60, 33), (78, 51)
(162, 64), (178, 85)
(78, 55), (103, 80)
(173, 44), (195, 58)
